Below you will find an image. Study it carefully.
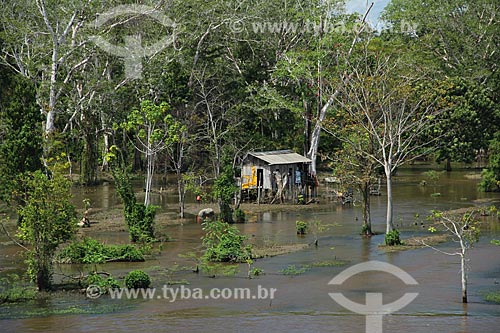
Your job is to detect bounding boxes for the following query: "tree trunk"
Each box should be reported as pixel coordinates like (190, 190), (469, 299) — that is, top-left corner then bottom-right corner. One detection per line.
(361, 181), (372, 236)
(177, 170), (185, 218)
(385, 169), (394, 234)
(45, 40), (58, 136)
(144, 152), (155, 206)
(101, 113), (110, 171)
(35, 255), (51, 291)
(219, 201), (233, 223)
(303, 94), (311, 156)
(445, 157), (452, 172)
(81, 132), (99, 185)
(461, 254), (468, 303)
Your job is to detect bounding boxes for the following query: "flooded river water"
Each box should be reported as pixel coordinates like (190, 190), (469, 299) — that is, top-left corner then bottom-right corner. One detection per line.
(1, 168), (500, 332)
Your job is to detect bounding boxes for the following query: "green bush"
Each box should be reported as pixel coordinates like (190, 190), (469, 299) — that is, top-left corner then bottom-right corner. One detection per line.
(109, 166), (157, 242)
(479, 134), (500, 192)
(127, 203), (157, 243)
(202, 220), (250, 262)
(385, 229), (402, 246)
(57, 238), (145, 264)
(84, 272), (120, 291)
(296, 220), (308, 235)
(125, 270), (151, 289)
(479, 169), (500, 192)
(250, 267), (264, 276)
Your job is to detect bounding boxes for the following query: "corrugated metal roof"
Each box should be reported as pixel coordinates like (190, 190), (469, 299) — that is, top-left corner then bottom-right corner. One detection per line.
(248, 150), (311, 165)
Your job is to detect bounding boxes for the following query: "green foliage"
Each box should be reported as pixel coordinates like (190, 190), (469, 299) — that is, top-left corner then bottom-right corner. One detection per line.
(280, 265), (309, 276)
(120, 100), (183, 206)
(213, 164), (237, 223)
(125, 270), (151, 289)
(250, 267), (265, 277)
(384, 0), (500, 167)
(479, 133), (500, 192)
(17, 167), (76, 291)
(234, 208), (246, 223)
(107, 151), (156, 243)
(127, 203), (157, 243)
(428, 210), (480, 246)
(0, 72), (42, 203)
(361, 224), (371, 236)
(84, 273), (120, 292)
(57, 238), (145, 264)
(490, 239), (500, 246)
(202, 220), (250, 263)
(0, 274), (37, 303)
(423, 170), (443, 184)
(122, 100), (182, 146)
(308, 220), (334, 244)
(485, 292), (500, 304)
(296, 220), (308, 235)
(479, 169), (499, 192)
(385, 229), (402, 246)
(304, 260), (349, 268)
(200, 261), (239, 277)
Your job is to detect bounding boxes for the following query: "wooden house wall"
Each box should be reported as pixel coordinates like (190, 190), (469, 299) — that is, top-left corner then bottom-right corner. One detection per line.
(241, 156), (306, 191)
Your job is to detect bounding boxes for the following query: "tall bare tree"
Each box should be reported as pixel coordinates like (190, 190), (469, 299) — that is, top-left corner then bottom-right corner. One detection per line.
(333, 48), (441, 234)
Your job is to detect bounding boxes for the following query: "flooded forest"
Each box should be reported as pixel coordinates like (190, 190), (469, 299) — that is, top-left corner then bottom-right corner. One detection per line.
(0, 1), (499, 332)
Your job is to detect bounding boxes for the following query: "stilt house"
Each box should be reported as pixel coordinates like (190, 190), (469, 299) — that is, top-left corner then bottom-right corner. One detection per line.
(240, 150), (313, 203)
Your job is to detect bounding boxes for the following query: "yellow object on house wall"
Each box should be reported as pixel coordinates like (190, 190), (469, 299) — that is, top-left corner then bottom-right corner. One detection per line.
(241, 166), (257, 189)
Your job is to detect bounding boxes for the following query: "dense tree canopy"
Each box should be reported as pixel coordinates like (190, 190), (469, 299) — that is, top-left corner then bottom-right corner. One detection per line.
(0, 0), (499, 249)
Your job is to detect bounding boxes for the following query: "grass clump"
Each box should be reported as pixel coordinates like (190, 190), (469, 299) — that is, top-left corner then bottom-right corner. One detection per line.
(280, 265), (309, 276)
(485, 291), (500, 303)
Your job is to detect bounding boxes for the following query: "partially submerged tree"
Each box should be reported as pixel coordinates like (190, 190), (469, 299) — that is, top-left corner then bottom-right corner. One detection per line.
(122, 100), (182, 206)
(333, 48), (441, 236)
(17, 159), (76, 291)
(479, 132), (500, 192)
(426, 210), (480, 303)
(213, 164), (238, 223)
(105, 145), (156, 243)
(330, 138), (377, 236)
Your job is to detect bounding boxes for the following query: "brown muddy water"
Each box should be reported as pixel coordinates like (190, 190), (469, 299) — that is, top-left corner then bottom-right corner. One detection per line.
(1, 168), (500, 333)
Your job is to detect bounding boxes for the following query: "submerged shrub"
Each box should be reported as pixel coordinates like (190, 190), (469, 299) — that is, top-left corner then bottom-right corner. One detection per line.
(57, 238), (145, 264)
(384, 229), (402, 246)
(84, 273), (120, 292)
(125, 270), (151, 289)
(296, 220), (308, 235)
(202, 220), (250, 262)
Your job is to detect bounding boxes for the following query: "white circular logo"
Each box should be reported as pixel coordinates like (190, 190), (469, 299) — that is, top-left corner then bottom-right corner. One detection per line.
(328, 261), (419, 333)
(86, 284), (103, 299)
